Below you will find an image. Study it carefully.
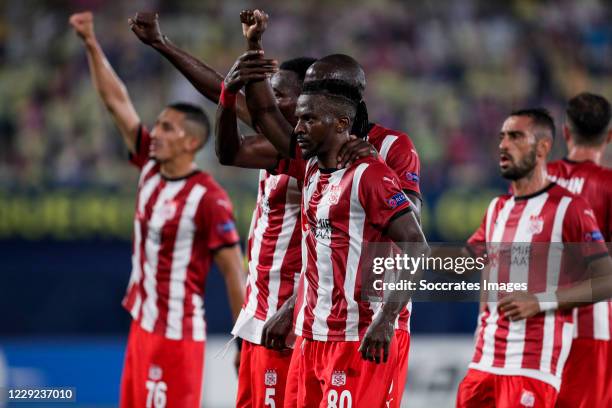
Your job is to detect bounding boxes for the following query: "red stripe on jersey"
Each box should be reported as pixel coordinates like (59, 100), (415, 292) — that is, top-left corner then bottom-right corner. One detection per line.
(521, 196), (558, 370)
(137, 179), (166, 323)
(300, 175), (326, 338)
(493, 200), (526, 368)
(326, 173), (353, 337)
(548, 159), (612, 341)
(152, 177), (197, 334)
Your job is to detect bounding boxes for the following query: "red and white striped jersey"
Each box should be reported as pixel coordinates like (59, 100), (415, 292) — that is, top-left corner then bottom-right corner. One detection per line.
(547, 158), (612, 341)
(368, 123), (421, 332)
(122, 126), (240, 341)
(367, 123), (421, 196)
(231, 170), (302, 344)
(467, 183), (607, 389)
(275, 147), (413, 342)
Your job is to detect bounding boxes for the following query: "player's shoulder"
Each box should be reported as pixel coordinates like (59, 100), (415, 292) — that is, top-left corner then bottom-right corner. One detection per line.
(193, 171), (232, 202)
(368, 123), (416, 148)
(350, 156), (399, 182)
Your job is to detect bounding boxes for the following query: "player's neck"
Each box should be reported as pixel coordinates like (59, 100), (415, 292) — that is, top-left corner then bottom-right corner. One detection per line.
(511, 165), (550, 198)
(160, 158), (197, 179)
(317, 135), (349, 170)
(567, 145), (603, 165)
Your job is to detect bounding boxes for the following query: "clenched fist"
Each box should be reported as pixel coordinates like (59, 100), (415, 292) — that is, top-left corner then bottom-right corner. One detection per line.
(128, 12), (166, 48)
(69, 11), (95, 41)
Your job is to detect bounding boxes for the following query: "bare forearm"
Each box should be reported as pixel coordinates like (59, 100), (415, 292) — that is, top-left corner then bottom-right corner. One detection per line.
(215, 104), (244, 166)
(225, 273), (246, 321)
(84, 38), (130, 108)
(245, 79), (293, 157)
(153, 39), (252, 126)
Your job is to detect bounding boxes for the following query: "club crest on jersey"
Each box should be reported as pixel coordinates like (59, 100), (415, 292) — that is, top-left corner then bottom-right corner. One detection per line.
(264, 369), (277, 386)
(148, 365), (163, 381)
(387, 192), (408, 209)
(160, 199), (178, 220)
(331, 370), (346, 387)
(327, 185), (341, 205)
(519, 390), (535, 407)
(528, 215), (544, 235)
(585, 230), (603, 242)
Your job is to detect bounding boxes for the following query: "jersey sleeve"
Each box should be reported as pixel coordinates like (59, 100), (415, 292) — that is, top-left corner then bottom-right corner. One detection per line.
(562, 197), (608, 263)
(358, 161), (413, 230)
(198, 189), (240, 252)
(129, 125), (152, 169)
(383, 134), (421, 196)
(466, 212), (488, 258)
(272, 134), (306, 181)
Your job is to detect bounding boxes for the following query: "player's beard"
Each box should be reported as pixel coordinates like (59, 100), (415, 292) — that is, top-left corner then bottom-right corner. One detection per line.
(302, 141), (324, 160)
(500, 146), (537, 181)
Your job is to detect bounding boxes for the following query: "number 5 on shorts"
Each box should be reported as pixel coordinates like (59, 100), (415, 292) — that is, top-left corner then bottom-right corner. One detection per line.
(265, 387), (276, 407)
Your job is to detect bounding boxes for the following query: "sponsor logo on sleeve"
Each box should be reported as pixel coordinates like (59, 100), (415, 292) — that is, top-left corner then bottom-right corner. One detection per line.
(217, 220), (236, 234)
(405, 171), (419, 182)
(387, 192), (408, 209)
(585, 230), (604, 242)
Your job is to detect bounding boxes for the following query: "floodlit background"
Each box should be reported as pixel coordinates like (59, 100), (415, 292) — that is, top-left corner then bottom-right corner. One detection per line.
(1, 0), (611, 406)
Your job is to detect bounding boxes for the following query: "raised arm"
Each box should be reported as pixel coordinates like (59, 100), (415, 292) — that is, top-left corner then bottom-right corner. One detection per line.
(215, 51), (281, 168)
(129, 12), (255, 127)
(241, 9), (294, 157)
(69, 12), (140, 154)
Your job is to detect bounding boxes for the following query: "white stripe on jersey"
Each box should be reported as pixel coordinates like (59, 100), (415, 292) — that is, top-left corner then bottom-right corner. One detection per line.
(593, 302), (611, 340)
(310, 172), (343, 340)
(504, 193), (549, 369)
(345, 163), (369, 340)
(129, 219), (143, 319)
(485, 197), (500, 242)
(480, 197), (516, 367)
(379, 135), (398, 161)
(245, 175), (275, 315)
(141, 181), (186, 332)
(129, 170), (162, 321)
(166, 185), (207, 340)
(540, 196), (571, 373)
(192, 293), (206, 341)
(294, 162), (319, 338)
(265, 177), (301, 319)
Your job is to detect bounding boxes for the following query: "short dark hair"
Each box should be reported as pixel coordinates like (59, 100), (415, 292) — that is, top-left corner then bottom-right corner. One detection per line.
(279, 57), (317, 82)
(510, 108), (556, 140)
(166, 102), (210, 147)
(566, 92), (611, 146)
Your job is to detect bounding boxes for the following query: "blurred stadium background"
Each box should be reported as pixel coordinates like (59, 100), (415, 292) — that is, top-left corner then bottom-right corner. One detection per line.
(1, 0), (611, 406)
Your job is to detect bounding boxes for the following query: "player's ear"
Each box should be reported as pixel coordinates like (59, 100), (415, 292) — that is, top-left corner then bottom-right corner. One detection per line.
(537, 136), (553, 158)
(563, 124), (571, 144)
(336, 116), (350, 134)
(606, 129), (612, 144)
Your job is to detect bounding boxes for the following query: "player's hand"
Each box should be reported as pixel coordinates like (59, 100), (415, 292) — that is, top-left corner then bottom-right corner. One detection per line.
(240, 9), (268, 50)
(261, 303), (293, 350)
(129, 12), (165, 48)
(498, 291), (541, 321)
(224, 51), (277, 94)
(337, 135), (378, 169)
(69, 11), (95, 41)
(359, 312), (395, 364)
